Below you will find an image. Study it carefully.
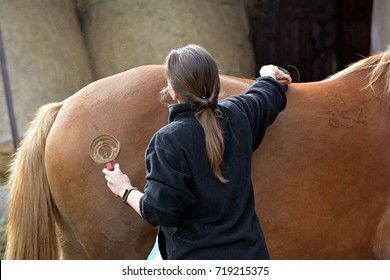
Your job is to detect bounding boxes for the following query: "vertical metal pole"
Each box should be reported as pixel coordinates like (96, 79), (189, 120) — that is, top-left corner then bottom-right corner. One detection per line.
(0, 27), (19, 151)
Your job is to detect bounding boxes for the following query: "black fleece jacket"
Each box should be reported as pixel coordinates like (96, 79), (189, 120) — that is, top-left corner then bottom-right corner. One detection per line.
(140, 76), (287, 260)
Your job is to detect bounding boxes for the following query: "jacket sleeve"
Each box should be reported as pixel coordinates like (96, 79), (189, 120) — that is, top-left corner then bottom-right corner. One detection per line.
(226, 76), (287, 151)
(139, 131), (196, 227)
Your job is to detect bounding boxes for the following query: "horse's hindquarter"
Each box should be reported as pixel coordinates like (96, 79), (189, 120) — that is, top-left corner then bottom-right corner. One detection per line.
(43, 64), (390, 260)
(254, 80), (390, 259)
(45, 65), (168, 259)
(44, 66), (253, 259)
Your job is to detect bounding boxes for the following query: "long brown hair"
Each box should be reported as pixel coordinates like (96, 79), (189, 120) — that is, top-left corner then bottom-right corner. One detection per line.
(163, 44), (228, 183)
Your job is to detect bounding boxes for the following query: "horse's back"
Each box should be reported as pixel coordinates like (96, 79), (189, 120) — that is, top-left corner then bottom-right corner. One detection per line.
(254, 79), (390, 259)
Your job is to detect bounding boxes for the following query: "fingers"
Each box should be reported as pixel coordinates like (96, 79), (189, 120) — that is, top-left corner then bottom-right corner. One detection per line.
(102, 163), (120, 175)
(278, 72), (292, 84)
(277, 68), (292, 82)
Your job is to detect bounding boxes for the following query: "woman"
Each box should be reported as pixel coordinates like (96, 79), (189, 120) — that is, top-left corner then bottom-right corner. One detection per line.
(103, 44), (291, 259)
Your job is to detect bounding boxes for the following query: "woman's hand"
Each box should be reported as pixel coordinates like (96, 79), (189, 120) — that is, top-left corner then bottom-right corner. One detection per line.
(260, 65), (292, 85)
(102, 163), (132, 198)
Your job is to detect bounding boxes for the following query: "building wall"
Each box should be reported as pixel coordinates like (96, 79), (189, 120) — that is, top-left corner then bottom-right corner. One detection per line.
(371, 0), (390, 53)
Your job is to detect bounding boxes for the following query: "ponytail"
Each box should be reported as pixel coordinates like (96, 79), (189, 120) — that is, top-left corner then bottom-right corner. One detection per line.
(195, 107), (228, 183)
(164, 44), (228, 183)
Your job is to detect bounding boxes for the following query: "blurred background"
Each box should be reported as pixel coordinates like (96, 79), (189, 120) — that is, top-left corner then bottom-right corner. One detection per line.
(0, 0), (390, 258)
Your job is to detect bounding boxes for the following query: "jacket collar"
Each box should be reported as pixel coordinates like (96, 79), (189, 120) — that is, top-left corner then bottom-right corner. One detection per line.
(168, 103), (195, 123)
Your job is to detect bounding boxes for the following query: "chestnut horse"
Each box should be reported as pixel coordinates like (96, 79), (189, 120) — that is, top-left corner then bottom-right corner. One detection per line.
(5, 48), (390, 260)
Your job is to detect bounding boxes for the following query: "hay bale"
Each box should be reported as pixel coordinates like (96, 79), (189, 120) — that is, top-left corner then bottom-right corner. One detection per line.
(79, 0), (255, 79)
(0, 0), (94, 139)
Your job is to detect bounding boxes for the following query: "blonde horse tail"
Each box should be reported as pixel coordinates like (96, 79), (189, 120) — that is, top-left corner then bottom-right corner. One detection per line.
(5, 102), (63, 259)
